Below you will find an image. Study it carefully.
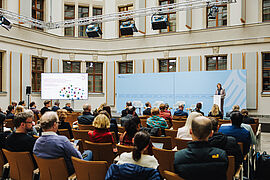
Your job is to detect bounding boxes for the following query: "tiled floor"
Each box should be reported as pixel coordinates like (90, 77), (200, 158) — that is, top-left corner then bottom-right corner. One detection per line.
(261, 132), (270, 153)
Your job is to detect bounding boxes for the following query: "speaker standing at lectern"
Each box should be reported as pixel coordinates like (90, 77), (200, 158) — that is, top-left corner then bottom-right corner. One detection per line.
(215, 83), (226, 114)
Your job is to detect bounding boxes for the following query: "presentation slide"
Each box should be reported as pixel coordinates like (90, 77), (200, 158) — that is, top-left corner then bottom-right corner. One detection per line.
(41, 73), (88, 100)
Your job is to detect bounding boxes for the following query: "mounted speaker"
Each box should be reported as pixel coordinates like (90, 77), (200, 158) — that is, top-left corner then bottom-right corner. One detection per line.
(26, 86), (31, 95)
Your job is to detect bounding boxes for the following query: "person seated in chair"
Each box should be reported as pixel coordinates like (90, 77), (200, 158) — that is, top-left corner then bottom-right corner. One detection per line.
(52, 102), (60, 112)
(63, 103), (73, 113)
(30, 102), (40, 120)
(208, 104), (223, 119)
(174, 116), (228, 180)
(77, 104), (95, 125)
(120, 116), (140, 146)
(40, 100), (51, 116)
(159, 103), (172, 127)
(195, 102), (204, 116)
(173, 104), (188, 117)
(143, 102), (152, 116)
(120, 106), (136, 127)
(147, 107), (168, 129)
(121, 101), (132, 117)
(57, 109), (73, 139)
(6, 105), (15, 120)
(241, 109), (255, 124)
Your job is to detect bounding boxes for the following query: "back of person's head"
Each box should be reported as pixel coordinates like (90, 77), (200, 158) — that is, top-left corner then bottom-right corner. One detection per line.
(209, 117), (219, 132)
(15, 105), (24, 115)
(241, 109), (248, 117)
(66, 103), (70, 106)
(165, 103), (169, 110)
(40, 112), (58, 130)
(210, 104), (220, 116)
(159, 104), (166, 111)
(13, 112), (32, 128)
(145, 102), (151, 107)
(7, 105), (14, 113)
(24, 109), (34, 119)
(191, 116), (212, 141)
(93, 114), (110, 129)
(97, 103), (106, 113)
(83, 104), (91, 112)
(151, 107), (159, 116)
(132, 131), (150, 162)
(196, 102), (202, 110)
(55, 102), (60, 106)
(127, 106), (135, 115)
(132, 116), (141, 126)
(103, 106), (112, 118)
(57, 109), (68, 122)
(18, 100), (25, 106)
(30, 102), (35, 108)
(232, 105), (240, 111)
(230, 112), (243, 127)
(44, 100), (50, 106)
(126, 101), (132, 107)
(11, 101), (17, 106)
(124, 119), (138, 139)
(178, 104), (184, 110)
(99, 110), (111, 119)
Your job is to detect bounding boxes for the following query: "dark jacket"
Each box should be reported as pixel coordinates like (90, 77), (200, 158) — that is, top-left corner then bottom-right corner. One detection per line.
(243, 116), (255, 124)
(58, 121), (74, 139)
(120, 114), (133, 127)
(6, 112), (14, 120)
(195, 109), (204, 116)
(40, 107), (51, 115)
(77, 112), (95, 125)
(173, 109), (188, 117)
(208, 111), (223, 119)
(51, 106), (60, 112)
(63, 106), (74, 113)
(209, 132), (243, 172)
(174, 141), (228, 180)
(110, 118), (119, 143)
(143, 108), (151, 116)
(121, 108), (128, 117)
(105, 163), (162, 180)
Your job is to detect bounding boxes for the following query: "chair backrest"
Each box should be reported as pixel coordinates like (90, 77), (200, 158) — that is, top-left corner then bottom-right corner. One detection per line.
(218, 119), (231, 125)
(118, 126), (125, 133)
(78, 124), (95, 130)
(58, 129), (71, 139)
(84, 140), (115, 165)
(163, 170), (184, 180)
(172, 116), (187, 121)
(34, 155), (69, 180)
(140, 119), (147, 127)
(238, 142), (244, 154)
(0, 150), (5, 176)
(4, 119), (14, 130)
(150, 136), (172, 150)
(72, 129), (90, 140)
(116, 144), (134, 155)
(2, 149), (35, 180)
(72, 157), (108, 180)
(165, 129), (178, 148)
(172, 120), (186, 130)
(139, 115), (149, 120)
(174, 138), (191, 150)
(227, 156), (235, 180)
(152, 147), (175, 172)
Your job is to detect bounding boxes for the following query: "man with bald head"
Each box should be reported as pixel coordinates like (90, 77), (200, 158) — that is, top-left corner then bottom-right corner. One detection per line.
(174, 116), (228, 180)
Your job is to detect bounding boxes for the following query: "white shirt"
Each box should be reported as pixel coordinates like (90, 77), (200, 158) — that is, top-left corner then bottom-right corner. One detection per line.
(117, 152), (159, 169)
(177, 126), (192, 140)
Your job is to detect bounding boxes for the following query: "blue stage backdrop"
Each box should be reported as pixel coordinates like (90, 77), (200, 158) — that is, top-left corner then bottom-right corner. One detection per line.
(116, 70), (246, 116)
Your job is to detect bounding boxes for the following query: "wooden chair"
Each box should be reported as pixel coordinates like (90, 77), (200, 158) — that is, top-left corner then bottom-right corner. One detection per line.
(140, 119), (147, 127)
(58, 129), (71, 139)
(238, 142), (244, 155)
(4, 119), (14, 130)
(118, 126), (125, 133)
(2, 149), (36, 180)
(152, 147), (175, 173)
(139, 115), (150, 120)
(72, 157), (108, 180)
(227, 156), (235, 180)
(72, 129), (91, 150)
(0, 150), (6, 178)
(78, 124), (95, 130)
(172, 120), (186, 130)
(84, 140), (116, 165)
(150, 136), (172, 150)
(111, 131), (117, 145)
(34, 155), (74, 180)
(163, 170), (184, 180)
(174, 138), (191, 150)
(172, 116), (187, 121)
(218, 119), (231, 125)
(165, 129), (178, 147)
(116, 144), (134, 155)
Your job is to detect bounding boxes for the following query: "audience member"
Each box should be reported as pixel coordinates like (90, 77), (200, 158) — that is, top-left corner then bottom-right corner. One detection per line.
(174, 104), (188, 117)
(52, 102), (60, 112)
(143, 102), (152, 116)
(102, 106), (119, 143)
(33, 112), (92, 175)
(30, 101), (40, 120)
(15, 105), (24, 115)
(93, 103), (106, 117)
(120, 106), (136, 126)
(241, 109), (255, 124)
(159, 103), (172, 127)
(40, 100), (51, 115)
(120, 116), (140, 146)
(24, 110), (38, 136)
(208, 104), (223, 119)
(218, 112), (251, 155)
(57, 109), (73, 139)
(0, 111), (5, 132)
(195, 102), (204, 116)
(77, 104), (94, 125)
(176, 112), (202, 140)
(121, 101), (132, 117)
(63, 103), (74, 113)
(6, 105), (15, 119)
(11, 101), (17, 108)
(174, 116), (228, 180)
(18, 100), (26, 107)
(5, 112), (36, 152)
(226, 105), (240, 118)
(147, 107), (168, 129)
(208, 118), (243, 172)
(117, 131), (159, 169)
(164, 103), (172, 115)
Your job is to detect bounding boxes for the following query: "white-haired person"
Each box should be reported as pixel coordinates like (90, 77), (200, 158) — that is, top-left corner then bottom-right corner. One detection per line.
(176, 112), (202, 140)
(33, 112), (92, 176)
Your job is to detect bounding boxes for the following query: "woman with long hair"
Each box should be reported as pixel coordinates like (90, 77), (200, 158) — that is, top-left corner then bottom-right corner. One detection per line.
(120, 116), (140, 146)
(117, 131), (158, 169)
(57, 109), (73, 139)
(208, 104), (223, 119)
(215, 83), (226, 114)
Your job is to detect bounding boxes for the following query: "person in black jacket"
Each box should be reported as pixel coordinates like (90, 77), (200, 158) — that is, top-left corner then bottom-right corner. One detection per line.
(174, 116), (228, 180)
(40, 100), (51, 115)
(52, 102), (60, 112)
(57, 109), (73, 139)
(6, 105), (15, 120)
(241, 109), (255, 124)
(121, 101), (132, 117)
(77, 104), (94, 125)
(143, 102), (151, 116)
(63, 103), (74, 113)
(208, 117), (243, 172)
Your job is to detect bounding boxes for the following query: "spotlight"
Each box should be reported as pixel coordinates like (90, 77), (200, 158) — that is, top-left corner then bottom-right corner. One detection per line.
(85, 23), (102, 38)
(208, 5), (219, 19)
(151, 14), (169, 30)
(120, 20), (138, 36)
(0, 16), (12, 30)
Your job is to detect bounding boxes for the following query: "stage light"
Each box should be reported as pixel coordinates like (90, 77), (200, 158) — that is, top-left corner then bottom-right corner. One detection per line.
(151, 14), (169, 30)
(85, 23), (102, 38)
(120, 20), (138, 36)
(0, 16), (12, 30)
(208, 5), (219, 19)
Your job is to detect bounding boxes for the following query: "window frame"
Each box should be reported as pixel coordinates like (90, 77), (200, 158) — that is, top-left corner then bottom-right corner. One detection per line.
(119, 4), (134, 37)
(64, 4), (75, 37)
(32, 56), (45, 92)
(93, 7), (103, 38)
(86, 62), (103, 93)
(63, 61), (81, 73)
(158, 58), (177, 72)
(0, 0), (3, 8)
(159, 0), (176, 33)
(78, 6), (89, 37)
(118, 61), (133, 74)
(0, 52), (2, 92)
(263, 0), (270, 22)
(206, 4), (227, 28)
(206, 55), (227, 71)
(32, 0), (44, 30)
(262, 52), (270, 92)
